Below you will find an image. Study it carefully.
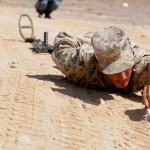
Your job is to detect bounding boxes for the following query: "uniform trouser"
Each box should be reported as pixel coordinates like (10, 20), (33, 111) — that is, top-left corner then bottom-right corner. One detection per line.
(35, 0), (48, 14)
(45, 0), (60, 15)
(35, 0), (60, 15)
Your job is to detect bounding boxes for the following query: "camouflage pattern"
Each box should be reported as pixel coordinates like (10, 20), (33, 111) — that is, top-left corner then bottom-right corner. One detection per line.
(125, 44), (150, 92)
(91, 26), (135, 74)
(51, 31), (150, 93)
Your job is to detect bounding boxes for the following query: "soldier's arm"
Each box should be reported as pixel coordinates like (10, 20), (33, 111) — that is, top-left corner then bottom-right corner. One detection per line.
(142, 63), (150, 105)
(51, 32), (88, 76)
(148, 63), (150, 78)
(50, 32), (101, 89)
(51, 55), (67, 75)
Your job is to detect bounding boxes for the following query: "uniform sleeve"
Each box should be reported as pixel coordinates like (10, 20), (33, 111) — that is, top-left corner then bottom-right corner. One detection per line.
(51, 32), (106, 88)
(51, 32), (88, 75)
(129, 53), (150, 92)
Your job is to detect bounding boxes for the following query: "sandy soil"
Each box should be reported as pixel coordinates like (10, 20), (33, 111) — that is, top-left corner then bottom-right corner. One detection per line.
(0, 0), (150, 150)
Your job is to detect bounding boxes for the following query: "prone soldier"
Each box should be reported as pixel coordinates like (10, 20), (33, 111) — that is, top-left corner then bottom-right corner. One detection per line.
(51, 26), (150, 106)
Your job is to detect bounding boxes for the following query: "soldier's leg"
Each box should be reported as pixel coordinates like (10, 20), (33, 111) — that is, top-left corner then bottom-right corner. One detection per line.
(44, 11), (52, 18)
(45, 0), (61, 18)
(38, 12), (43, 17)
(35, 0), (48, 17)
(44, 1), (52, 18)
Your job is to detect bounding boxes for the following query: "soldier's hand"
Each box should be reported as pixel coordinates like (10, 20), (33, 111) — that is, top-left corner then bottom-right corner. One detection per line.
(141, 63), (150, 106)
(142, 85), (150, 106)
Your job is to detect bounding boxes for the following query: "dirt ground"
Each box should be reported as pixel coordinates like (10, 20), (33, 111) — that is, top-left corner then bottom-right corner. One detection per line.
(0, 0), (150, 150)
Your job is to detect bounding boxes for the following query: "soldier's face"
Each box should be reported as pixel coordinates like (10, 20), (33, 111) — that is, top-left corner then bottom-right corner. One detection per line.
(105, 67), (133, 88)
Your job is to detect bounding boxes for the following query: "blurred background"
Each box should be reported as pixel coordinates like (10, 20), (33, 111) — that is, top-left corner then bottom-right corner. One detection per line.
(0, 0), (150, 25)
(0, 1), (150, 150)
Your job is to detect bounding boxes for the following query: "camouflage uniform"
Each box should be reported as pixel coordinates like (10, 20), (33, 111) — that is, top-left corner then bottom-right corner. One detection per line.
(51, 31), (150, 93)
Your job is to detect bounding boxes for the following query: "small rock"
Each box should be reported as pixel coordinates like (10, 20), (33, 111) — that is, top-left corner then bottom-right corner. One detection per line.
(141, 35), (145, 38)
(125, 129), (134, 136)
(9, 62), (19, 68)
(82, 103), (90, 109)
(122, 2), (129, 8)
(112, 111), (117, 115)
(17, 134), (31, 144)
(10, 64), (17, 68)
(97, 98), (105, 104)
(26, 70), (36, 75)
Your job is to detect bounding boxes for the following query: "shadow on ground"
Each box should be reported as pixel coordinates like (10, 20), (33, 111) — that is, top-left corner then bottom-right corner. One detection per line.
(27, 74), (115, 106)
(125, 108), (146, 122)
(27, 74), (147, 121)
(120, 93), (145, 122)
(121, 93), (141, 103)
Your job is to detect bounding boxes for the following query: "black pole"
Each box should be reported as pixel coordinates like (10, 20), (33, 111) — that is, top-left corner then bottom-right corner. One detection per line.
(44, 32), (48, 45)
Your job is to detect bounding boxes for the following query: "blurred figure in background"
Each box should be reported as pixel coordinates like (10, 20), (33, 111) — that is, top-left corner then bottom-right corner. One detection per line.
(35, 0), (62, 18)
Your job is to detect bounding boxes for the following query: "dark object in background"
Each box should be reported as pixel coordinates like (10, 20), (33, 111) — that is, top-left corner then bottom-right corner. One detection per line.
(18, 14), (35, 42)
(35, 0), (62, 18)
(32, 32), (53, 53)
(18, 14), (53, 53)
